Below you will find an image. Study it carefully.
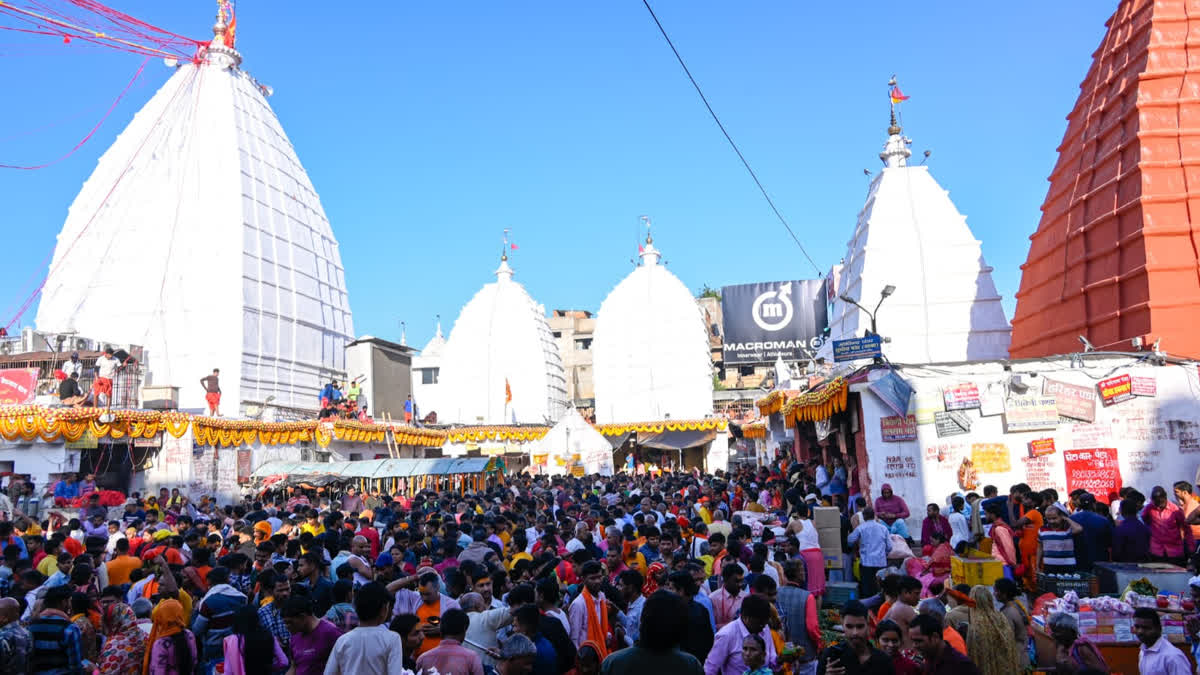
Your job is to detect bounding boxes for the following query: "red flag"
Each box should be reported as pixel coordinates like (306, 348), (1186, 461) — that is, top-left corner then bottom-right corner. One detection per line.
(890, 86), (909, 104)
(510, 243), (518, 250)
(505, 379), (512, 404)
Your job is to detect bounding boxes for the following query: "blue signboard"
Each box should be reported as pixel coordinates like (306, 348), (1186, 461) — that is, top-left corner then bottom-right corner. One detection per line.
(870, 370), (914, 418)
(832, 335), (883, 362)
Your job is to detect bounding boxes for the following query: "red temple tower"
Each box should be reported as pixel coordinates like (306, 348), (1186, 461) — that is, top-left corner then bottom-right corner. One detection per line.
(1010, 0), (1200, 358)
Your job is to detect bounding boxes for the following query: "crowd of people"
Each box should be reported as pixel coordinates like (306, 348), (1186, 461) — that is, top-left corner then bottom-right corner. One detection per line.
(0, 456), (1195, 674)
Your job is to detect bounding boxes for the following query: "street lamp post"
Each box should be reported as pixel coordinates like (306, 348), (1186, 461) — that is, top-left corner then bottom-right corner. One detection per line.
(838, 285), (896, 361)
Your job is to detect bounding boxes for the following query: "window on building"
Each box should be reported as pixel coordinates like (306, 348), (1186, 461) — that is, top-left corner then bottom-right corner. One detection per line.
(552, 331), (562, 339)
(420, 367), (439, 385)
(575, 338), (592, 351)
(739, 365), (755, 376)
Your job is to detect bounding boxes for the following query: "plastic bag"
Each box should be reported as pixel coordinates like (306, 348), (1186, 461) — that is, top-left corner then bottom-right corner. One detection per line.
(887, 534), (914, 560)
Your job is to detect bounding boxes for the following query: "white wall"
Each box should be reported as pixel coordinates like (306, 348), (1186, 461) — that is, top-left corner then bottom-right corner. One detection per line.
(0, 441), (77, 488)
(859, 357), (1200, 533)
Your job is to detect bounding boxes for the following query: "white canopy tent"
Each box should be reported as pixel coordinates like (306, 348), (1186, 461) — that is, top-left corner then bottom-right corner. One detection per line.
(534, 408), (614, 476)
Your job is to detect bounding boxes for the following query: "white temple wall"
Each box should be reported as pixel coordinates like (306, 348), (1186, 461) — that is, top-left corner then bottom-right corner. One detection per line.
(858, 358), (1200, 534)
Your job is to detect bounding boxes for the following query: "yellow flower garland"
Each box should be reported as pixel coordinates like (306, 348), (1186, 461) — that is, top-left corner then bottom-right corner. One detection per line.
(444, 426), (549, 444)
(594, 418), (728, 437)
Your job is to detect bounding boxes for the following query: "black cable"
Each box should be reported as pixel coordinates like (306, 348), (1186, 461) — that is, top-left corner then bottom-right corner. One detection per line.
(641, 0), (822, 276)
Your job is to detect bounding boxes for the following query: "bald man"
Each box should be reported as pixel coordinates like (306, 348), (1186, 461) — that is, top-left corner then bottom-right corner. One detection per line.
(461, 591), (513, 668)
(0, 597), (31, 673)
(347, 535), (374, 586)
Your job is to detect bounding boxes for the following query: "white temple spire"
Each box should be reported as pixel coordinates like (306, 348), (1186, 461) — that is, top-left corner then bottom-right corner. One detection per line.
(880, 76), (912, 168)
(638, 215), (661, 266)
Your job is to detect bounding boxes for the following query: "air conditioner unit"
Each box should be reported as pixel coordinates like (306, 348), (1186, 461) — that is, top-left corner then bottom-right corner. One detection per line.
(73, 338), (93, 352)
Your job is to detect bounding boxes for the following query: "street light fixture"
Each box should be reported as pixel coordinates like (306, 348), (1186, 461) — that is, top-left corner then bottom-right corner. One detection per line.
(838, 284), (897, 337)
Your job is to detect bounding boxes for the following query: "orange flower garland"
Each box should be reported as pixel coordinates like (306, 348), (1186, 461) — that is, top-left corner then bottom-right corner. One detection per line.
(742, 421), (767, 439)
(755, 390), (789, 416)
(782, 377), (849, 427)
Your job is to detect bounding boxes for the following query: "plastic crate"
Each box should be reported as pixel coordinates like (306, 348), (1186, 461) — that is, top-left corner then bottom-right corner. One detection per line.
(1037, 572), (1099, 597)
(824, 581), (859, 607)
(951, 556), (1007, 587)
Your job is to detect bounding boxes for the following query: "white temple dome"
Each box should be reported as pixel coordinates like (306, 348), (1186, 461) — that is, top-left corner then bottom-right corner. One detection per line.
(820, 115), (1011, 363)
(593, 236), (713, 423)
(437, 256), (568, 424)
(35, 31), (353, 414)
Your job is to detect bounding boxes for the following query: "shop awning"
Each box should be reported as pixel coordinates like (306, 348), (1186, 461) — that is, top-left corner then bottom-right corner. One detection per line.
(251, 457), (501, 482)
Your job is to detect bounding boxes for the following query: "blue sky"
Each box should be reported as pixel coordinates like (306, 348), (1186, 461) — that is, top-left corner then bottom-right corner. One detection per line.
(0, 2), (1111, 349)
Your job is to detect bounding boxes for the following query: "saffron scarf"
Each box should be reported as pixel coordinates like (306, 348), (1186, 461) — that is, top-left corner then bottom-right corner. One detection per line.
(582, 587), (611, 659)
(143, 599), (187, 674)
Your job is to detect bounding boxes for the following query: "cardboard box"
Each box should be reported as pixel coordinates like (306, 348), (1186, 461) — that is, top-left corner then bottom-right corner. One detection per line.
(812, 507), (841, 530)
(818, 528), (842, 551)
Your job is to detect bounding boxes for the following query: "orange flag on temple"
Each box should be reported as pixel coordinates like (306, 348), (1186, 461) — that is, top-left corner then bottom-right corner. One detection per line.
(505, 379), (512, 404)
(890, 86), (910, 104)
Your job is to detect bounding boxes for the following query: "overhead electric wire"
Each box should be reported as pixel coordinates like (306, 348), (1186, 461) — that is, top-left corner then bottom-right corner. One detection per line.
(640, 0), (822, 276)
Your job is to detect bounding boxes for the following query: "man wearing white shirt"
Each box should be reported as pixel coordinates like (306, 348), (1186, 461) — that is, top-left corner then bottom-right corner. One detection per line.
(62, 352), (83, 378)
(93, 347), (120, 407)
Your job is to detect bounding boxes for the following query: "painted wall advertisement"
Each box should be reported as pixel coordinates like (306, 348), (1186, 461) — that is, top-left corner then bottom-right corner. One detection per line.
(1063, 447), (1122, 502)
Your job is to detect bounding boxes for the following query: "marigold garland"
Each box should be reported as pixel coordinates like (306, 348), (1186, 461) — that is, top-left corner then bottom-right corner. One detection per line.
(444, 426), (550, 444)
(755, 390), (793, 416)
(0, 405), (446, 449)
(594, 418), (728, 437)
(782, 377), (849, 427)
(742, 421), (767, 439)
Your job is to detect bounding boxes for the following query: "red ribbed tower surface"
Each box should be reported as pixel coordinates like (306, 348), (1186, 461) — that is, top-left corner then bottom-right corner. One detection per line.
(1010, 0), (1200, 358)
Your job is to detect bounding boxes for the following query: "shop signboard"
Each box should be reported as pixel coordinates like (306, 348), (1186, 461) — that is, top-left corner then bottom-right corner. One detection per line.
(833, 335), (882, 362)
(1003, 396), (1059, 432)
(934, 411), (971, 437)
(1098, 375), (1134, 406)
(720, 280), (828, 365)
(880, 415), (918, 442)
(1043, 378), (1096, 422)
(1063, 447), (1122, 502)
(942, 382), (981, 411)
(0, 368), (38, 405)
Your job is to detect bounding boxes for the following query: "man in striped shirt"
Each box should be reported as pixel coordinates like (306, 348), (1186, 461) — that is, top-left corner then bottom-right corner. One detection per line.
(1038, 505), (1083, 574)
(28, 584), (85, 675)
